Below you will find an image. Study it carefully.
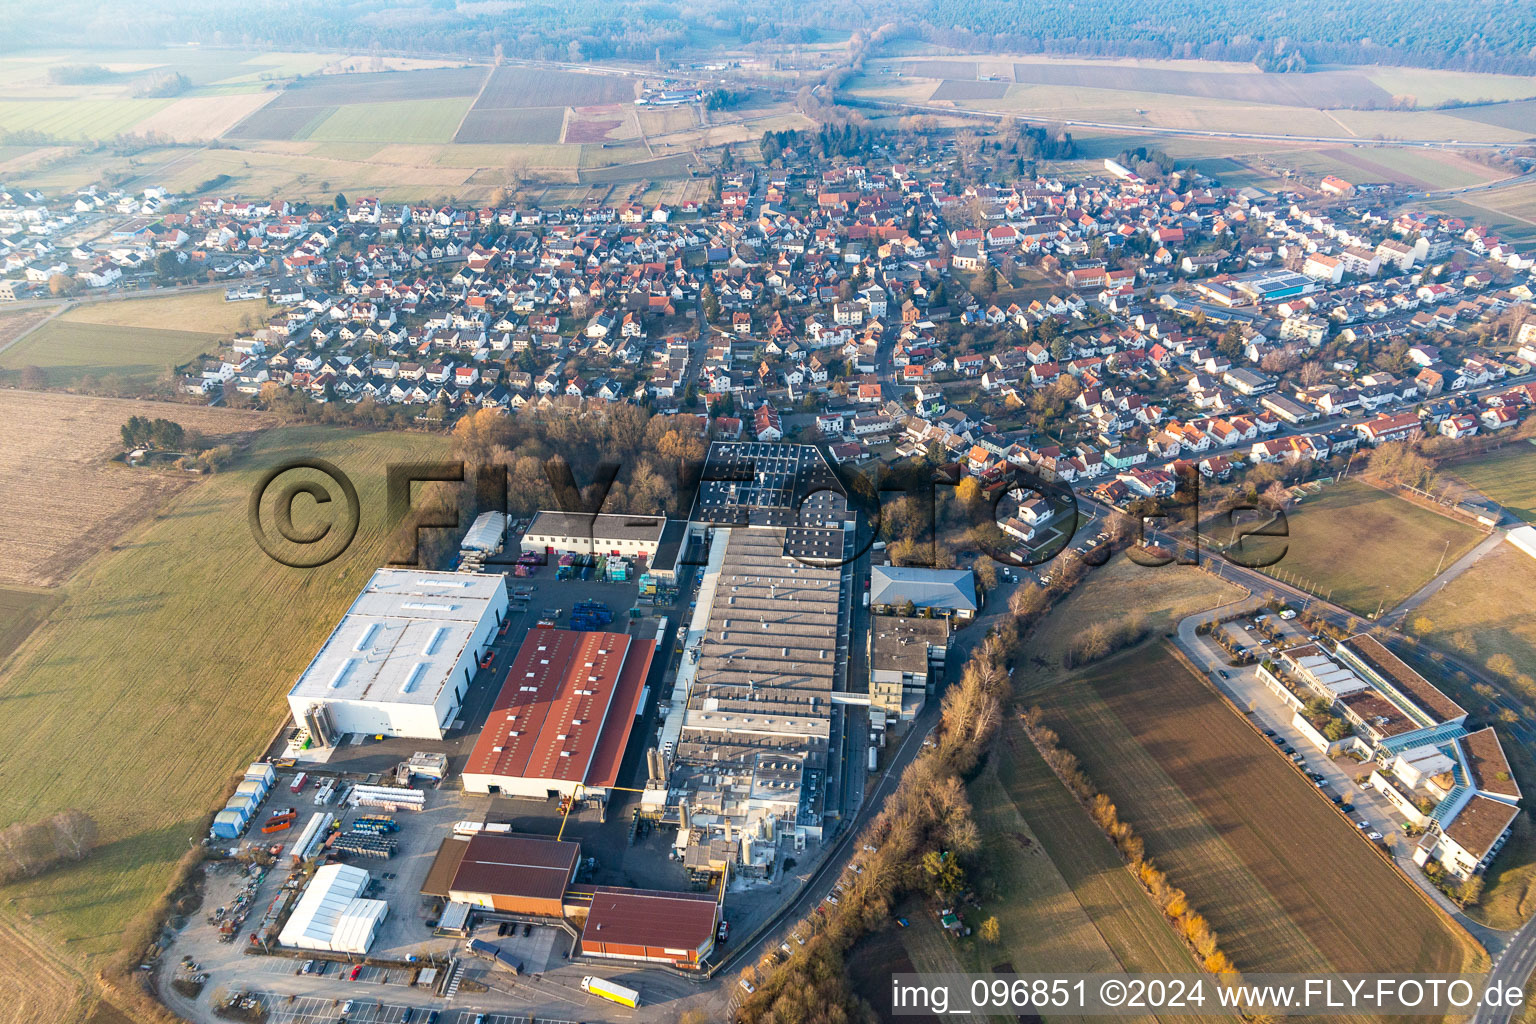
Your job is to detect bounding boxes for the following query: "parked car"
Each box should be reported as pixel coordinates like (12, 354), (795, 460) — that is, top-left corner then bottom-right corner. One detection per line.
(523, 922), (532, 937)
(740, 979), (756, 994)
(1368, 831), (1384, 841)
(1356, 820), (1370, 830)
(349, 964), (363, 980)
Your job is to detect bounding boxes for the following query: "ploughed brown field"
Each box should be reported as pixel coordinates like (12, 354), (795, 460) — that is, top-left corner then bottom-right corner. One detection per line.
(1037, 642), (1481, 978)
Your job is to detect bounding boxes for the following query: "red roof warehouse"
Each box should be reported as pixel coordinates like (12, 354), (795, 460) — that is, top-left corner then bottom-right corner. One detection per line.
(579, 886), (720, 967)
(461, 626), (654, 799)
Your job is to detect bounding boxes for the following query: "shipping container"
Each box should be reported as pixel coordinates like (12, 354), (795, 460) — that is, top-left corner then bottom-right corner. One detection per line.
(210, 809), (248, 840)
(868, 746), (878, 772)
(289, 772), (308, 794)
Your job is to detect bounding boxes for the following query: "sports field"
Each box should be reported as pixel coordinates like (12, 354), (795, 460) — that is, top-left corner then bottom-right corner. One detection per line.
(1258, 478), (1483, 616)
(0, 425), (451, 960)
(1448, 442), (1536, 523)
(1037, 643), (1481, 979)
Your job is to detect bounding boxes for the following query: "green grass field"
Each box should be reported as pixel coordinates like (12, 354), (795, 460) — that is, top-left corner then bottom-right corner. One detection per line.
(1418, 544), (1536, 692)
(0, 99), (170, 140)
(0, 426), (450, 960)
(302, 97), (476, 144)
(1035, 643), (1482, 981)
(60, 290), (275, 336)
(1449, 443), (1536, 523)
(0, 586), (57, 670)
(1260, 478), (1483, 616)
(0, 320), (223, 391)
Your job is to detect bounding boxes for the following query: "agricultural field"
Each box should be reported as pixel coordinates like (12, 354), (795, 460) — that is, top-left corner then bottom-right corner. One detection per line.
(1448, 442), (1536, 523)
(1445, 99), (1536, 133)
(0, 307), (59, 353)
(227, 65), (485, 141)
(124, 91), (278, 143)
(1256, 478), (1483, 616)
(975, 731), (1205, 988)
(0, 98), (172, 141)
(455, 106), (568, 146)
(476, 66), (636, 108)
(1034, 643), (1481, 980)
(0, 425), (451, 961)
(0, 916), (92, 1024)
(1008, 61), (1393, 107)
(930, 80), (1009, 102)
(0, 320), (225, 392)
(562, 104), (640, 144)
(300, 97), (476, 145)
(0, 390), (270, 588)
(857, 55), (1536, 144)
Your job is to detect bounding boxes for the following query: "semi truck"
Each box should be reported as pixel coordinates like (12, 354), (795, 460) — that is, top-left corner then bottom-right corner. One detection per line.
(581, 975), (640, 1008)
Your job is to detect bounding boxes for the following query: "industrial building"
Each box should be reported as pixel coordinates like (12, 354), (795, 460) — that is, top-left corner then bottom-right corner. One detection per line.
(578, 887), (719, 968)
(419, 831), (722, 969)
(286, 569), (508, 743)
(868, 614), (949, 725)
(661, 441), (854, 857)
(278, 864), (388, 954)
(421, 832), (580, 917)
(520, 511), (669, 561)
(869, 565), (978, 620)
(461, 626), (655, 800)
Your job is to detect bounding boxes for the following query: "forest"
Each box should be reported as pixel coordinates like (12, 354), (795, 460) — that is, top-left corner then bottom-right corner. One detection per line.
(8, 0), (1534, 75)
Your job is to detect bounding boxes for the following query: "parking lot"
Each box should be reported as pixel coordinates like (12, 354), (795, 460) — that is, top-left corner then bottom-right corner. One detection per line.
(1181, 609), (1420, 853)
(254, 992), (587, 1024)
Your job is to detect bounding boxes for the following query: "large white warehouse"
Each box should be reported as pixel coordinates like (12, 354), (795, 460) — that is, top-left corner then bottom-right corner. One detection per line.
(287, 569), (508, 743)
(278, 864), (387, 954)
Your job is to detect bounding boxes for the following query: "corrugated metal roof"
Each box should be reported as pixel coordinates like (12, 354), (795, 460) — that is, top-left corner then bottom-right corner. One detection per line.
(448, 833), (579, 902)
(581, 886), (718, 953)
(465, 628), (650, 787)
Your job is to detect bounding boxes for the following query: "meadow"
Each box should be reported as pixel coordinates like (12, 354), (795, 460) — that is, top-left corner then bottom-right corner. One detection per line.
(1418, 544), (1536, 693)
(60, 290), (275, 335)
(0, 425), (452, 962)
(1257, 478), (1483, 616)
(0, 320), (224, 392)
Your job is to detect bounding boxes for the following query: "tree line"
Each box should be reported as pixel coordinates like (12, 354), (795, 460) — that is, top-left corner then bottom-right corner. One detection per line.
(12, 1), (1533, 75)
(1020, 709), (1240, 975)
